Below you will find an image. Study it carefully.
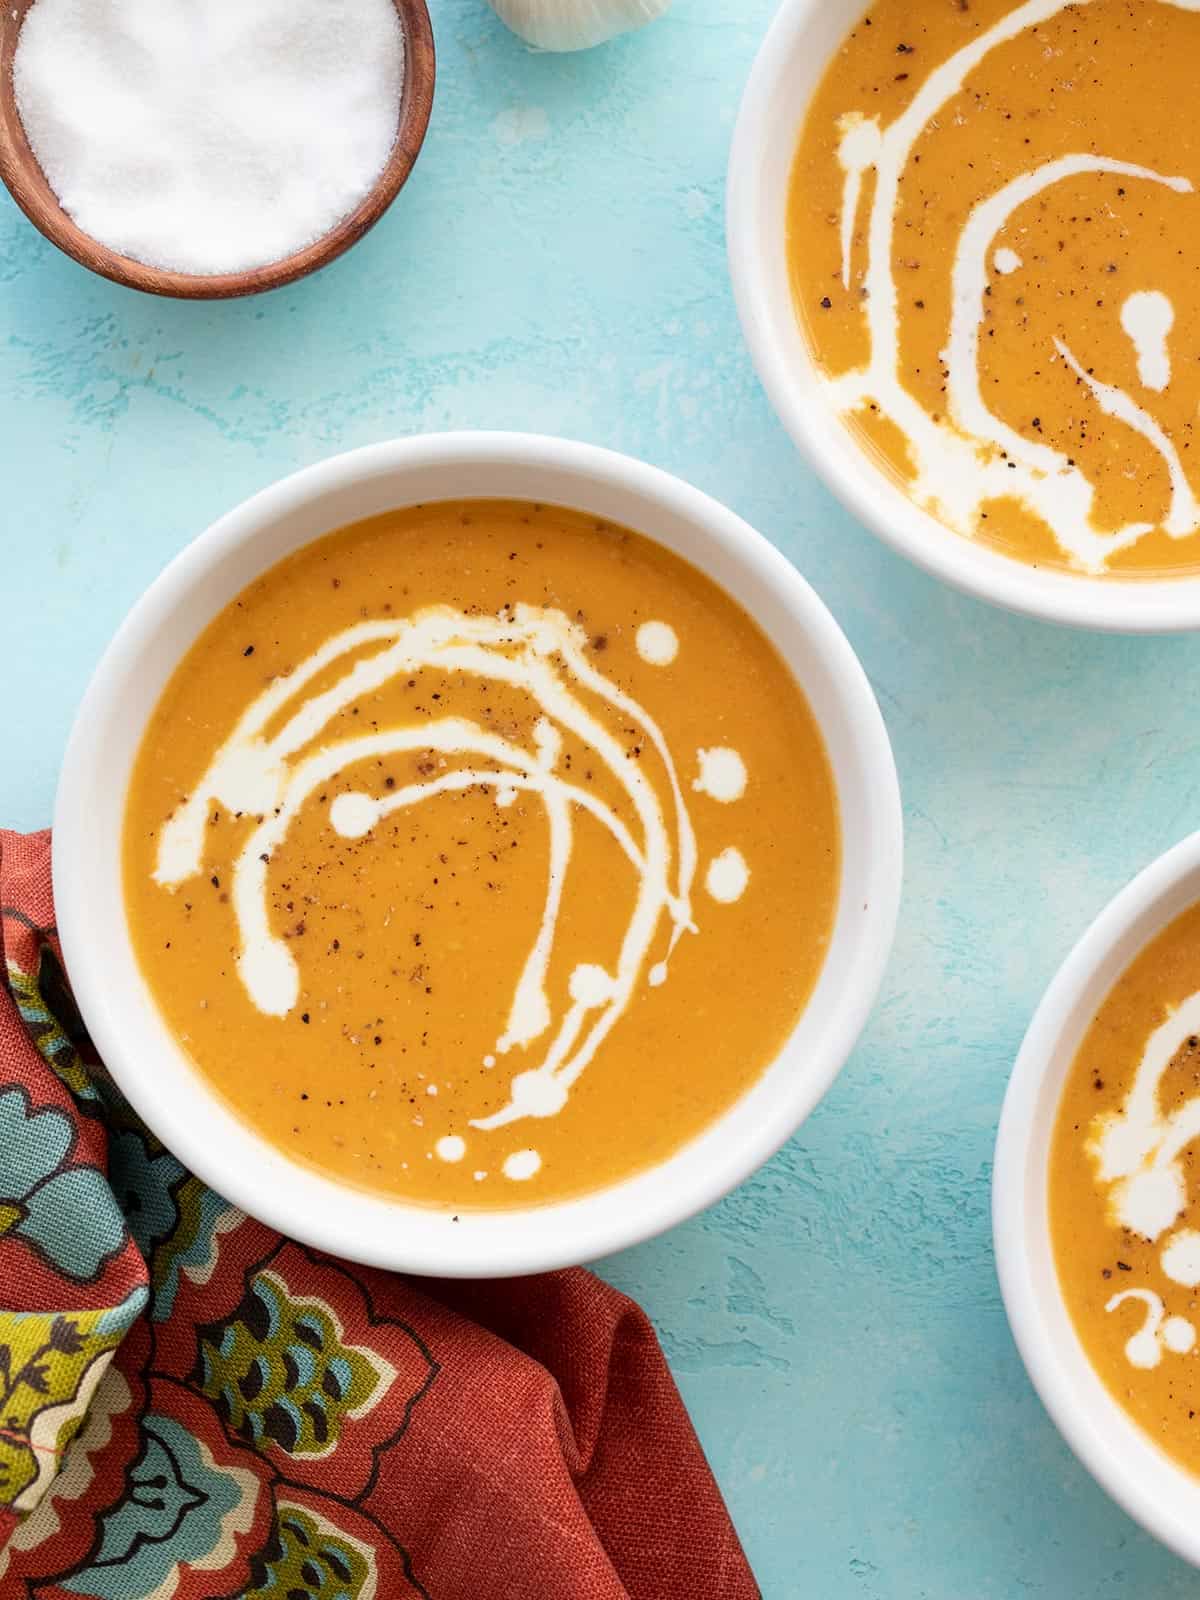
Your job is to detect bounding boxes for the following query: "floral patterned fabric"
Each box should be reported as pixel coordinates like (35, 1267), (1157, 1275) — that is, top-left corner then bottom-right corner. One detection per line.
(0, 831), (758, 1600)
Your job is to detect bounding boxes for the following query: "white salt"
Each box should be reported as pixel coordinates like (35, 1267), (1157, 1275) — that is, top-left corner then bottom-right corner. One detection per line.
(13, 0), (406, 276)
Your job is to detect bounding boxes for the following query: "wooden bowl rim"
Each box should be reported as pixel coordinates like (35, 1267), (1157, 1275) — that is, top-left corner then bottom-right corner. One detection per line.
(0, 0), (435, 300)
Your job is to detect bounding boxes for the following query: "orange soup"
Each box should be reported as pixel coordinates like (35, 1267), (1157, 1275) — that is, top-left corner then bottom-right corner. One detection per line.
(123, 501), (840, 1208)
(790, 0), (1200, 577)
(1052, 901), (1200, 1474)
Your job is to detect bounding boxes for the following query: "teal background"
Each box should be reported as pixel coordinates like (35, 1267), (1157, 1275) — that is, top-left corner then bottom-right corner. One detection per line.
(1, 1), (1197, 1593)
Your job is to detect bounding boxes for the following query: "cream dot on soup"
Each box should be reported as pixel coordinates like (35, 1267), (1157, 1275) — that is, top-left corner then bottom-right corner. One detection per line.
(693, 747), (747, 803)
(636, 620), (679, 665)
(1164, 1316), (1196, 1354)
(1120, 290), (1175, 392)
(706, 848), (749, 904)
(503, 1149), (543, 1182)
(330, 791), (376, 838)
(1161, 1228), (1200, 1286)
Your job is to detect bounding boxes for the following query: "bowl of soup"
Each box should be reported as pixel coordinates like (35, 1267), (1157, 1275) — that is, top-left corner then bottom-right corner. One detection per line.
(995, 832), (1200, 1565)
(54, 433), (902, 1276)
(729, 0), (1200, 630)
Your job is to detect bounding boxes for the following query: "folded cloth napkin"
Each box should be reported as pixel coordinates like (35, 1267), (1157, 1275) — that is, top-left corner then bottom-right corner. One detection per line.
(0, 830), (758, 1600)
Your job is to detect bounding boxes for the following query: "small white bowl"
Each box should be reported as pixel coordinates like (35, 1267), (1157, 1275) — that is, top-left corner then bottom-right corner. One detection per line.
(54, 432), (902, 1278)
(994, 831), (1200, 1566)
(727, 0), (1200, 632)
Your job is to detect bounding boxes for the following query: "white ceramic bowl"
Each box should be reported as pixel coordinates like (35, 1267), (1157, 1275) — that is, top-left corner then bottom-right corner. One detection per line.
(54, 432), (902, 1278)
(994, 832), (1200, 1565)
(727, 0), (1200, 633)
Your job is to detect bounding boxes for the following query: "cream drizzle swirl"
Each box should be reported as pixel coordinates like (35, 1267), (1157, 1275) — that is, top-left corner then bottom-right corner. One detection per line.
(1106, 1288), (1196, 1369)
(154, 603), (750, 1136)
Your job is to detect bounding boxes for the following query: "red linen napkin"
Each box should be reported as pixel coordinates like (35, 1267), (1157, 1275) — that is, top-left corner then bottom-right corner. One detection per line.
(0, 830), (758, 1600)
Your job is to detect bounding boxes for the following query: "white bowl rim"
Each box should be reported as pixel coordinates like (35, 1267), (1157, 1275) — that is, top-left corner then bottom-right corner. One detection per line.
(53, 430), (903, 1278)
(994, 829), (1200, 1567)
(726, 0), (1200, 634)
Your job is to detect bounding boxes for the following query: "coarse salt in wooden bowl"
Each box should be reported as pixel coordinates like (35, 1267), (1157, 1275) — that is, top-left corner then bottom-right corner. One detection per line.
(0, 0), (435, 300)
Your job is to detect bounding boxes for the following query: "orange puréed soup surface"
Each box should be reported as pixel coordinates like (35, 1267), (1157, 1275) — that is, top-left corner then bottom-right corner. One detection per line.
(789, 0), (1200, 577)
(1052, 900), (1200, 1474)
(123, 500), (840, 1209)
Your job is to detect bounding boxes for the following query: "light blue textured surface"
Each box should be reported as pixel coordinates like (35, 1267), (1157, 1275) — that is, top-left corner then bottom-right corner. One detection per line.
(1, 1), (1197, 1593)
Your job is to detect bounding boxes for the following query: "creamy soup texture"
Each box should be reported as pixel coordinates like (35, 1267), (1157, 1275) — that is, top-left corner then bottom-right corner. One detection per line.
(124, 501), (840, 1208)
(790, 0), (1200, 577)
(1052, 903), (1200, 1474)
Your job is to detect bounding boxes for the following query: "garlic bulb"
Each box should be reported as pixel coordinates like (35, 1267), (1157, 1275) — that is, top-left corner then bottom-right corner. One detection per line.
(486, 0), (669, 51)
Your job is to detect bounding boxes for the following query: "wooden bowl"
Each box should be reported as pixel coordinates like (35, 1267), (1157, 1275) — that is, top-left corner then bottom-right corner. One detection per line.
(0, 0), (435, 299)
